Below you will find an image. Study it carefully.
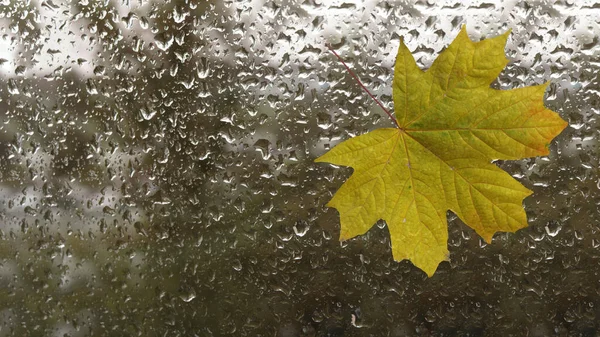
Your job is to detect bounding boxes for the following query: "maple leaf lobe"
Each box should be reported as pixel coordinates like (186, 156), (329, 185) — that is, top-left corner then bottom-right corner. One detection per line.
(317, 26), (568, 277)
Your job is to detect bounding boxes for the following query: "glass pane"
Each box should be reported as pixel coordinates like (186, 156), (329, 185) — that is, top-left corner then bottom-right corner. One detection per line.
(0, 0), (593, 335)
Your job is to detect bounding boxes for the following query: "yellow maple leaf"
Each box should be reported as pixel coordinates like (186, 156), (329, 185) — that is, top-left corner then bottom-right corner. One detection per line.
(316, 27), (568, 277)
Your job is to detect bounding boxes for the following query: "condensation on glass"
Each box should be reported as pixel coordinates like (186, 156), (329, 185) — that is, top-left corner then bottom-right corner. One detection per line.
(0, 0), (597, 336)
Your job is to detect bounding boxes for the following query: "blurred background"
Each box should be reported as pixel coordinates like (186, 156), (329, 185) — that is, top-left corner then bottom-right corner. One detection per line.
(0, 0), (598, 336)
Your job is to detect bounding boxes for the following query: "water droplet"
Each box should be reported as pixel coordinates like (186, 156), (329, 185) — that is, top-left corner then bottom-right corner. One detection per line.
(545, 220), (562, 237)
(179, 287), (196, 303)
(293, 220), (309, 237)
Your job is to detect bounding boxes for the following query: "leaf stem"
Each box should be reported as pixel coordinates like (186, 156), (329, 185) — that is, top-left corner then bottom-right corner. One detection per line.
(327, 44), (400, 129)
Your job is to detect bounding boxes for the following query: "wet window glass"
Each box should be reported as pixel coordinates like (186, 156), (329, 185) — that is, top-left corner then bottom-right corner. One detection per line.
(0, 1), (594, 335)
